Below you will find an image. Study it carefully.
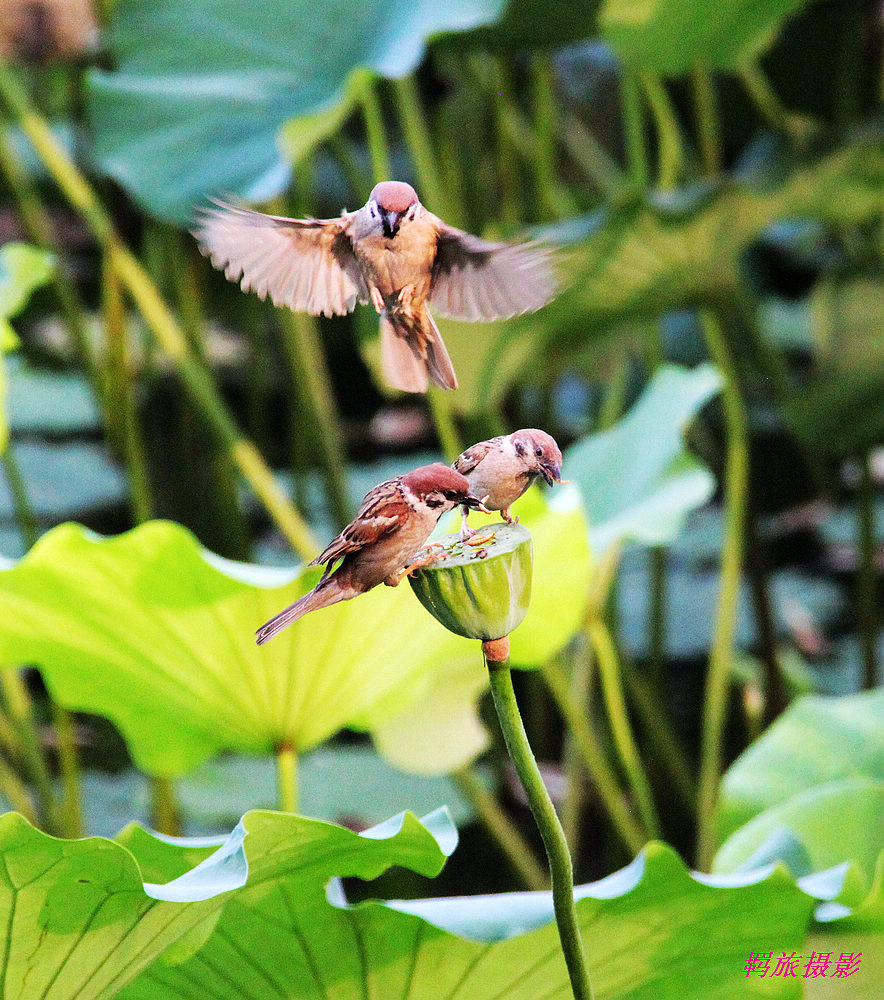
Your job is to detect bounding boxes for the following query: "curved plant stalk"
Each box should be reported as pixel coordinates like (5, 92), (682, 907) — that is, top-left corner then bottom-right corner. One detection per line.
(738, 62), (805, 139)
(691, 61), (722, 176)
(695, 309), (749, 869)
(358, 73), (391, 181)
(639, 71), (682, 191)
(102, 253), (155, 524)
(623, 667), (696, 815)
(0, 125), (101, 395)
(0, 64), (319, 561)
(0, 746), (36, 821)
(621, 71), (649, 190)
(560, 645), (593, 856)
(453, 764), (547, 891)
(392, 74), (461, 224)
(586, 617), (660, 839)
(0, 668), (57, 832)
(542, 657), (646, 853)
(486, 643), (594, 1000)
(858, 451), (879, 689)
(51, 698), (82, 838)
(276, 743), (298, 813)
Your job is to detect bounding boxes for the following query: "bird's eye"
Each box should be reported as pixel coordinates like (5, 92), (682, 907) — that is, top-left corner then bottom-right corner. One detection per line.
(535, 447), (543, 457)
(406, 205), (417, 220)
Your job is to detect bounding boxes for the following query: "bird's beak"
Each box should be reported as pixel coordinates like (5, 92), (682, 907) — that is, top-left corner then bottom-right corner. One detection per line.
(540, 461), (564, 487)
(382, 210), (400, 239)
(462, 492), (491, 513)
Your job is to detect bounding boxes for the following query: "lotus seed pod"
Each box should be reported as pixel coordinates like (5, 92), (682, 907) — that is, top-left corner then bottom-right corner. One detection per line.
(408, 523), (533, 641)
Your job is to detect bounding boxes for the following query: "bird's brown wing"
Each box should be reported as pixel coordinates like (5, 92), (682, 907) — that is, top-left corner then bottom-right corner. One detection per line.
(193, 200), (369, 317)
(453, 437), (501, 476)
(429, 221), (557, 322)
(310, 481), (411, 566)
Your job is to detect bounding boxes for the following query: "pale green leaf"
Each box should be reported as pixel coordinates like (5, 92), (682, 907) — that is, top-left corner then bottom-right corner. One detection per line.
(86, 0), (506, 221)
(601, 0), (813, 74)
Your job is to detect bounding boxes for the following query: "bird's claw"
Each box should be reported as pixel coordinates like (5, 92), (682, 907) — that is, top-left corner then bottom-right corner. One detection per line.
(401, 548), (444, 579)
(501, 509), (519, 525)
(371, 287), (385, 314)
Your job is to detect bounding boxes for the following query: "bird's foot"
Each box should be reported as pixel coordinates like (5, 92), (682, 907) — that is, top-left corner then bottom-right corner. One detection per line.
(400, 548), (444, 580)
(371, 287), (385, 314)
(501, 508), (519, 525)
(397, 283), (415, 304)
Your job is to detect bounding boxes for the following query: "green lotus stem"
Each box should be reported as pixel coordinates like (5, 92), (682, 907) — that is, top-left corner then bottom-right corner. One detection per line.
(542, 657), (646, 854)
(530, 53), (558, 216)
(359, 74), (391, 181)
(278, 310), (351, 530)
(392, 74), (460, 223)
(623, 667), (696, 815)
(0, 63), (319, 561)
(858, 451), (879, 690)
(276, 744), (298, 813)
(102, 254), (156, 524)
(486, 650), (594, 1000)
(738, 62), (791, 133)
(696, 309), (749, 869)
(453, 765), (547, 890)
(150, 776), (181, 836)
(0, 746), (36, 821)
(0, 669), (57, 831)
(1, 447), (38, 547)
(428, 388), (462, 462)
(691, 61), (722, 176)
(639, 71), (682, 191)
(0, 126), (101, 395)
(621, 72), (649, 189)
(560, 647), (593, 855)
(586, 618), (660, 839)
(649, 546), (667, 689)
(51, 700), (82, 838)
(559, 112), (629, 204)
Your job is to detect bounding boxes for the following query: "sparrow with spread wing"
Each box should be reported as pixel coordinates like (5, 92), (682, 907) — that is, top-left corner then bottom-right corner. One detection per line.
(194, 181), (556, 394)
(453, 429), (564, 539)
(255, 463), (486, 644)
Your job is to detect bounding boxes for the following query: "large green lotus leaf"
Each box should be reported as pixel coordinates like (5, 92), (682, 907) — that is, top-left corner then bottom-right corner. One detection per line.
(566, 363), (721, 555)
(0, 520), (478, 776)
(0, 806), (453, 1000)
(718, 689), (884, 844)
(86, 0), (506, 222)
(600, 0), (812, 74)
(713, 778), (884, 897)
(0, 243), (54, 451)
(120, 840), (813, 1000)
(536, 140), (884, 340)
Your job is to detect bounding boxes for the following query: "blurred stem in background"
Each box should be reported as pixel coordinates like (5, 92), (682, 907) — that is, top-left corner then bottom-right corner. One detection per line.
(857, 450), (880, 689)
(0, 63), (320, 561)
(639, 71), (683, 191)
(453, 764), (547, 890)
(276, 743), (298, 813)
(695, 308), (749, 869)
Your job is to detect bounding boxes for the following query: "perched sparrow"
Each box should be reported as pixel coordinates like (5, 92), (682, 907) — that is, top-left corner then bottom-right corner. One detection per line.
(194, 181), (556, 394)
(453, 429), (564, 539)
(255, 463), (486, 644)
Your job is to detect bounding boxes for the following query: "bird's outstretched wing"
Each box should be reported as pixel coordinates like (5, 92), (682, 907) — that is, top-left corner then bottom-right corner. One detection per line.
(453, 437), (501, 476)
(193, 200), (369, 317)
(310, 480), (410, 567)
(429, 221), (557, 322)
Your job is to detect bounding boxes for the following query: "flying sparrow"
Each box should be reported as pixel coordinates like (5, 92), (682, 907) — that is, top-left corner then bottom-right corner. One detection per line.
(453, 429), (564, 539)
(255, 463), (487, 644)
(193, 181), (556, 394)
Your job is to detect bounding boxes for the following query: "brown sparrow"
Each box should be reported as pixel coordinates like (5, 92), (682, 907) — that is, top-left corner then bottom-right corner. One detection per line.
(255, 463), (487, 644)
(194, 181), (556, 394)
(453, 429), (564, 539)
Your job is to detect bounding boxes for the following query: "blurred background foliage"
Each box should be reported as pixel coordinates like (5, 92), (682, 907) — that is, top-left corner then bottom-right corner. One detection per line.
(0, 0), (881, 922)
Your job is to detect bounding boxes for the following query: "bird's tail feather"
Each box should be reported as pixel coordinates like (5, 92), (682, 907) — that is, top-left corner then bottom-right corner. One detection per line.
(380, 309), (458, 393)
(255, 579), (352, 645)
